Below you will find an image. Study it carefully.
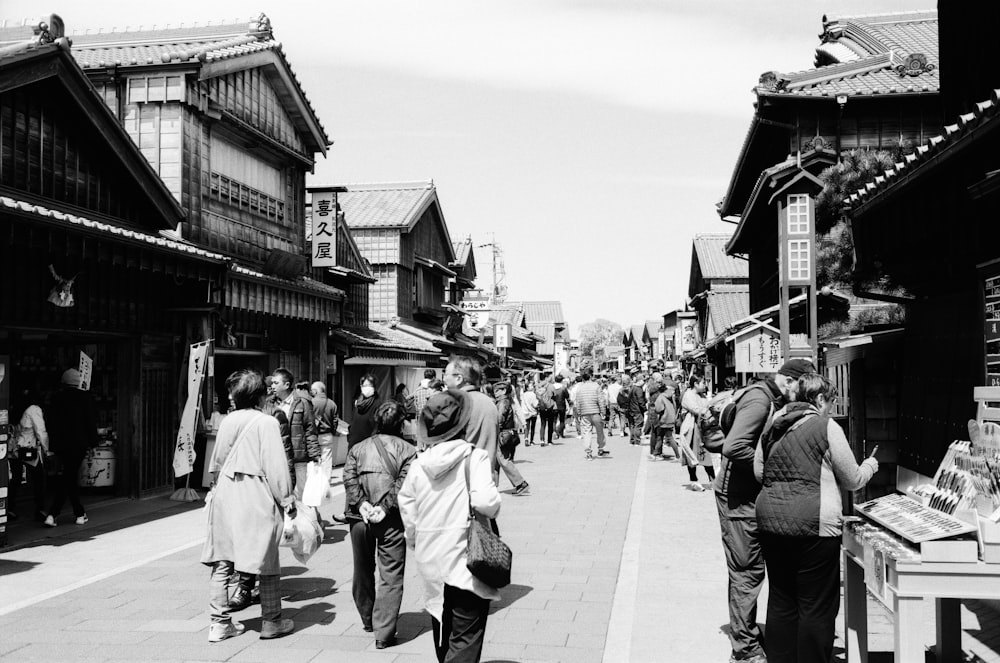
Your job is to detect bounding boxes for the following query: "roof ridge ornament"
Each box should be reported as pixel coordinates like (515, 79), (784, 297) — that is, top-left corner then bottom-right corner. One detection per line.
(758, 71), (788, 92)
(251, 13), (273, 40)
(894, 52), (934, 77)
(33, 14), (68, 47)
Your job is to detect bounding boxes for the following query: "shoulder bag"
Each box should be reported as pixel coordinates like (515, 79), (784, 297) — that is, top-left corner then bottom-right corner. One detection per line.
(463, 454), (512, 588)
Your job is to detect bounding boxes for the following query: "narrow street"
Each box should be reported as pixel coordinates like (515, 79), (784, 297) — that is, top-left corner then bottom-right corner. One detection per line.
(4, 431), (1000, 662)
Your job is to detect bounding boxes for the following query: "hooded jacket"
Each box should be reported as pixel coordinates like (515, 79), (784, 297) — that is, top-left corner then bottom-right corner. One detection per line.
(754, 403), (876, 537)
(398, 440), (502, 623)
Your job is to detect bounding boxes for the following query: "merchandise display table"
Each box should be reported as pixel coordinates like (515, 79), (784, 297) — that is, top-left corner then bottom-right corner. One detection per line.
(843, 530), (1000, 663)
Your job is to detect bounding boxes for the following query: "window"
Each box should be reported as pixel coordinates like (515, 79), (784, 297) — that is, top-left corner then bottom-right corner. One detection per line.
(123, 103), (182, 200)
(787, 194), (810, 234)
(788, 239), (811, 281)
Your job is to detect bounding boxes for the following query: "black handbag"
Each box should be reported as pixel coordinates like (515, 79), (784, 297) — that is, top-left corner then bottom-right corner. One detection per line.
(18, 446), (38, 463)
(463, 454), (511, 588)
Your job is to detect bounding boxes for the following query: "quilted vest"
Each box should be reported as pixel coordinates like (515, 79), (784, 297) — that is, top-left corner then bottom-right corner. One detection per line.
(755, 412), (828, 537)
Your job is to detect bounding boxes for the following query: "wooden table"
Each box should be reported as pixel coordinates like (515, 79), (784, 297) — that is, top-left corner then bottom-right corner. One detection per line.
(843, 531), (1000, 662)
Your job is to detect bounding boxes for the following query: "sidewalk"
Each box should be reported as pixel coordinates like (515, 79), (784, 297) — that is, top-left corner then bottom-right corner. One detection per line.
(2, 433), (1000, 661)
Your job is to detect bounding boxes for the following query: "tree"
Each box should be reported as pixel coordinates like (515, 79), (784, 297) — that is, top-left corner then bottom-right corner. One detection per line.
(578, 319), (624, 365)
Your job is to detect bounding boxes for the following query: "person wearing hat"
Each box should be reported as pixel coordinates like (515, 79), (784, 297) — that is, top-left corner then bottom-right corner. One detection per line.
(713, 358), (811, 663)
(398, 389), (502, 663)
(42, 368), (99, 527)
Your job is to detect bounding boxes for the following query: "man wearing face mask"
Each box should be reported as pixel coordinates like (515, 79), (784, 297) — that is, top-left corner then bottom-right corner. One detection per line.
(714, 358), (812, 663)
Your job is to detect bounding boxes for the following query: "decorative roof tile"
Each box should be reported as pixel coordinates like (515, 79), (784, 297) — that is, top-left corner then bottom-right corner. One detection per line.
(337, 181), (436, 230)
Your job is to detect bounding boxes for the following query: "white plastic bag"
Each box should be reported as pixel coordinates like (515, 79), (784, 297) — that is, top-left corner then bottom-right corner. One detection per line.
(280, 503), (323, 565)
(302, 461), (326, 507)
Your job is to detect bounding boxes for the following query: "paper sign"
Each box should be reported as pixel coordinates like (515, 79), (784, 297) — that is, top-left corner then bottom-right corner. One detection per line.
(310, 191), (338, 268)
(173, 341), (210, 478)
(78, 351), (93, 391)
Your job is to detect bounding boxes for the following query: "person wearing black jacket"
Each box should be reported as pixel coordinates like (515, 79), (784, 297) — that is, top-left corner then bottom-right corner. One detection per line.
(43, 369), (98, 527)
(493, 382), (529, 495)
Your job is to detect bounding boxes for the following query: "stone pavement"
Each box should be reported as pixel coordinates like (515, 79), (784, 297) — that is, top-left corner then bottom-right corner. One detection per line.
(2, 430), (1000, 662)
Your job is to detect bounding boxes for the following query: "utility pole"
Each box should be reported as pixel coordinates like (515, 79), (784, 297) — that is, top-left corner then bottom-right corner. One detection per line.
(476, 233), (507, 305)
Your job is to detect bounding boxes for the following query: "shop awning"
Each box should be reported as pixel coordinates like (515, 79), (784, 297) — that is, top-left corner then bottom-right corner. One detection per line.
(223, 263), (344, 323)
(332, 323), (442, 365)
(395, 320), (498, 360)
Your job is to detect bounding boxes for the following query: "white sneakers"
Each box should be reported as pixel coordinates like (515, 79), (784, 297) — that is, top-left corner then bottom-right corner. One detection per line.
(75, 514), (89, 525)
(208, 621), (245, 642)
(688, 482), (706, 492)
(42, 513), (89, 527)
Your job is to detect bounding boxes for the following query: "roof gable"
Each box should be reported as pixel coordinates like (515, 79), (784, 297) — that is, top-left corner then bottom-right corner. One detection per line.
(13, 14), (331, 155)
(0, 27), (184, 231)
(516, 301), (566, 324)
(689, 233), (749, 297)
(338, 181), (437, 230)
(451, 236), (478, 284)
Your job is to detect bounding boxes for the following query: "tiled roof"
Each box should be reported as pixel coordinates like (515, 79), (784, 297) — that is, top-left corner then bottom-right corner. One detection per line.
(489, 305), (526, 328)
(0, 15), (330, 150)
(693, 234), (749, 280)
(644, 320), (661, 340)
(706, 285), (750, 336)
(332, 324), (439, 354)
(452, 237), (473, 266)
(338, 181), (437, 230)
(526, 323), (559, 355)
(847, 88), (1000, 212)
(0, 195), (224, 261)
(758, 11), (938, 99)
(629, 324), (644, 344)
(515, 301), (566, 324)
(229, 264), (344, 299)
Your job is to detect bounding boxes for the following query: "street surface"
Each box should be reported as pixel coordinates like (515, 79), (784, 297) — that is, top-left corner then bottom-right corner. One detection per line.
(3, 432), (1000, 662)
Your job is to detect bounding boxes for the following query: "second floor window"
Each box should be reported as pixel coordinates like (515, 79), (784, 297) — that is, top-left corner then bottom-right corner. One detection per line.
(787, 194), (810, 234)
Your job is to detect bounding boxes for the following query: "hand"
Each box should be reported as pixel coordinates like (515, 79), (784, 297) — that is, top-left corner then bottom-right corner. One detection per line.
(360, 501), (374, 523)
(863, 457), (879, 474)
(285, 503), (297, 521)
(368, 506), (386, 524)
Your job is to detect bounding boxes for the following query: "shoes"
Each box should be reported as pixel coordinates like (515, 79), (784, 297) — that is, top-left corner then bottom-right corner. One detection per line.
(362, 624), (374, 633)
(375, 638), (397, 649)
(597, 449), (610, 457)
(75, 514), (89, 525)
(208, 621), (245, 642)
(229, 588), (251, 611)
(513, 482), (530, 496)
(540, 443), (548, 447)
(330, 513), (348, 524)
(43, 515), (56, 527)
(688, 482), (706, 492)
(260, 618), (294, 639)
(585, 449), (594, 461)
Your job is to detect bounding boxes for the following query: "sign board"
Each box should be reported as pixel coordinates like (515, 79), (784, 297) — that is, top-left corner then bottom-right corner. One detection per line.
(677, 317), (697, 354)
(78, 351), (93, 391)
(495, 323), (513, 349)
(310, 191), (338, 268)
(173, 341), (210, 478)
(735, 331), (783, 373)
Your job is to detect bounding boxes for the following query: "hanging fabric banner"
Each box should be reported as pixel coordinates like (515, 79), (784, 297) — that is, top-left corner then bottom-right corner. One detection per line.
(173, 341), (210, 478)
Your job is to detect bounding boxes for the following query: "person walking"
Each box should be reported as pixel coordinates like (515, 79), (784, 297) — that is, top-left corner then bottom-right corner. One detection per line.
(520, 381), (539, 446)
(574, 371), (609, 460)
(412, 369), (438, 417)
(270, 368), (320, 502)
(442, 356), (498, 463)
(680, 375), (717, 490)
(9, 388), (49, 522)
(349, 374), (382, 449)
(535, 374), (557, 446)
(310, 381), (339, 478)
(201, 369), (295, 642)
(754, 373), (877, 663)
(651, 381), (678, 460)
(43, 369), (98, 527)
(344, 401), (417, 650)
(551, 375), (571, 438)
(715, 358), (809, 663)
(607, 377), (624, 435)
(493, 382), (529, 495)
(621, 374), (646, 446)
(398, 389), (502, 663)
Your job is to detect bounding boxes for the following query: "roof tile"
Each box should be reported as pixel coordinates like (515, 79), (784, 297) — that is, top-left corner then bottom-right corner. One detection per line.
(338, 182), (436, 229)
(693, 234), (749, 280)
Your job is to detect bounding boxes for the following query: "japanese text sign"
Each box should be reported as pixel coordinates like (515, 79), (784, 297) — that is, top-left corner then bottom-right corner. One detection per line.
(736, 331), (783, 373)
(310, 191), (338, 268)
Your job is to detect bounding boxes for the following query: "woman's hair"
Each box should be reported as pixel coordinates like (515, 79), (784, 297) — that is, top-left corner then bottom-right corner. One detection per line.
(355, 373), (379, 401)
(394, 383), (409, 398)
(373, 401), (406, 436)
(226, 369), (268, 410)
(429, 379), (445, 391)
(688, 374), (705, 389)
(295, 381), (311, 392)
(796, 372), (836, 407)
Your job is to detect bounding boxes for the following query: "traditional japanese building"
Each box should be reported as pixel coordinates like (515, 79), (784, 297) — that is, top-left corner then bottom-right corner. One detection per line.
(514, 301), (569, 372)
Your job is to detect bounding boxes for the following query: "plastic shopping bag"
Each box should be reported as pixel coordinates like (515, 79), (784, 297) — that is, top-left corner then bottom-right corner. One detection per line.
(279, 502), (323, 565)
(302, 461), (327, 507)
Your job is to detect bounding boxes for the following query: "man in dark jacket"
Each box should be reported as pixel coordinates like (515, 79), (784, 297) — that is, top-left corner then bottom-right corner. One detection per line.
(714, 358), (812, 663)
(43, 368), (98, 527)
(621, 374), (646, 446)
(311, 380), (339, 478)
(271, 368), (319, 501)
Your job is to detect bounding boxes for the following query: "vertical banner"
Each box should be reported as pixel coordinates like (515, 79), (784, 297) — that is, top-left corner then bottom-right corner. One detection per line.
(173, 341), (210, 478)
(78, 351), (93, 391)
(495, 323), (513, 349)
(310, 190), (338, 268)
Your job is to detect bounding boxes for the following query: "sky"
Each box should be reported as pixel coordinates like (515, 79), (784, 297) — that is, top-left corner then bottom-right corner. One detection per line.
(3, 0), (926, 335)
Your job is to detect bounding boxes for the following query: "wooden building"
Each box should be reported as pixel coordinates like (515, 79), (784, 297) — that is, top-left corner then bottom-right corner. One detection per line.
(0, 20), (226, 497)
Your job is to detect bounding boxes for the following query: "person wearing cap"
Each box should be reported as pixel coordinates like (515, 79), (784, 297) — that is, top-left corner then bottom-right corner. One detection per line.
(398, 389), (502, 663)
(43, 368), (98, 528)
(714, 358), (811, 663)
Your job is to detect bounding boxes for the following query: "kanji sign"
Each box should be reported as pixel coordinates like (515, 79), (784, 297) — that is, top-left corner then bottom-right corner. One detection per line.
(310, 191), (338, 268)
(495, 323), (512, 349)
(736, 331), (783, 373)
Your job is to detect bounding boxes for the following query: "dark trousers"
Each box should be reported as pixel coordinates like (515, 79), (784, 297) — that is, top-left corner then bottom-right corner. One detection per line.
(524, 415), (537, 444)
(8, 457), (46, 517)
(626, 412), (643, 444)
(538, 410), (555, 445)
(715, 493), (766, 660)
(760, 534), (841, 663)
(48, 451), (86, 518)
(431, 584), (490, 663)
(554, 409), (566, 437)
(649, 425), (662, 455)
(350, 515), (407, 642)
(658, 425), (678, 458)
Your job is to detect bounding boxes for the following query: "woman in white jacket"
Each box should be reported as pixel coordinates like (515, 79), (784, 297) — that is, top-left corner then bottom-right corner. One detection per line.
(399, 389), (502, 663)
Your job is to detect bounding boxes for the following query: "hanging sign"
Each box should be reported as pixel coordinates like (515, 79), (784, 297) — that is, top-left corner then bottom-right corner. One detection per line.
(495, 323), (513, 349)
(173, 341), (210, 478)
(736, 331), (783, 373)
(78, 351), (93, 391)
(310, 191), (338, 268)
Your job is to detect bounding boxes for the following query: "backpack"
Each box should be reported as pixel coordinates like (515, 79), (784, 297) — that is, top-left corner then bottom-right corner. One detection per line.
(537, 383), (555, 411)
(616, 388), (630, 409)
(716, 383), (781, 441)
(700, 390), (736, 453)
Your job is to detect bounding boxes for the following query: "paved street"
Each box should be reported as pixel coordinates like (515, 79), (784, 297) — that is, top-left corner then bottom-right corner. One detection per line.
(3, 431), (1000, 662)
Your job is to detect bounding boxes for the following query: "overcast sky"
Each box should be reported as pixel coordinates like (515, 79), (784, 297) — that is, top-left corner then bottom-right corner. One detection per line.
(4, 0), (926, 334)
